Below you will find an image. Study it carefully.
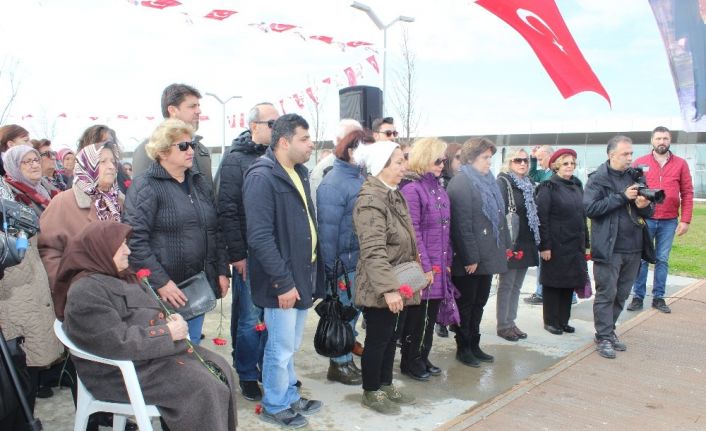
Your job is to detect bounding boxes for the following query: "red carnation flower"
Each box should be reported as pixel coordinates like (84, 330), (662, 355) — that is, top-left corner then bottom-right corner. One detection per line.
(338, 280), (347, 291)
(255, 322), (267, 332)
(136, 268), (151, 281)
(212, 337), (227, 346)
(432, 265), (442, 274)
(255, 404), (263, 415)
(585, 253), (592, 261)
(505, 250), (513, 259)
(124, 179), (132, 189)
(514, 250), (524, 260)
(399, 284), (413, 299)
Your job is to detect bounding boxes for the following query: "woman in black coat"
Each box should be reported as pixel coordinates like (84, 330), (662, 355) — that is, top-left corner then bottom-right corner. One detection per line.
(535, 148), (589, 335)
(447, 137), (510, 368)
(123, 119), (230, 345)
(496, 148), (540, 341)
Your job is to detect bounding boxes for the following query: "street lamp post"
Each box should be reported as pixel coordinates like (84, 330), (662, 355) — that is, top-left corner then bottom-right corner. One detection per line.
(204, 92), (241, 158)
(350, 1), (414, 112)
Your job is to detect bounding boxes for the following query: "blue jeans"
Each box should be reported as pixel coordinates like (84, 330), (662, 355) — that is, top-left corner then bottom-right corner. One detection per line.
(262, 307), (308, 414)
(230, 272), (265, 381)
(332, 271), (360, 365)
(187, 314), (205, 345)
(633, 218), (678, 300)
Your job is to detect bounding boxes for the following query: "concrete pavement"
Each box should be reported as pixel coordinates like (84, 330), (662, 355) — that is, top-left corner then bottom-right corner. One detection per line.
(34, 265), (698, 430)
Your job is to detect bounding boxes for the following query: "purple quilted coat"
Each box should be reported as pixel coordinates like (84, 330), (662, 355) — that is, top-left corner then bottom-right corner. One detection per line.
(401, 173), (459, 324)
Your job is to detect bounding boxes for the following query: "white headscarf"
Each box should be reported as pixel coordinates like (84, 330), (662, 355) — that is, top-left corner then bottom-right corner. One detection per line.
(352, 141), (399, 176)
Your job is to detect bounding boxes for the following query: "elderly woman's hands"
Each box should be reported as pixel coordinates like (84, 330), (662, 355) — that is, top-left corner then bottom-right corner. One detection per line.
(166, 314), (189, 341)
(384, 291), (404, 313)
(158, 281), (188, 308)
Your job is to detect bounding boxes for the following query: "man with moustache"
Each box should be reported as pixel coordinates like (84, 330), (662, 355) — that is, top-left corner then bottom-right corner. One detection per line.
(627, 126), (694, 314)
(217, 102), (279, 401)
(243, 114), (325, 428)
(132, 83), (214, 191)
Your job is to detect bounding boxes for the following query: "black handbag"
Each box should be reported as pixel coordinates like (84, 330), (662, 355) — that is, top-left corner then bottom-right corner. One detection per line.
(171, 271), (217, 321)
(313, 260), (357, 358)
(641, 223), (657, 264)
(0, 336), (31, 421)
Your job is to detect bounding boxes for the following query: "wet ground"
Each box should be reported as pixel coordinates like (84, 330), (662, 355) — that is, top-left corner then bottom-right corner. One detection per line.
(34, 265), (696, 430)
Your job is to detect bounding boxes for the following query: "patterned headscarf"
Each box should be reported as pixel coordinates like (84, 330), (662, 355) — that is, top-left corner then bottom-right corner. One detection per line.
(73, 142), (121, 221)
(2, 145), (51, 201)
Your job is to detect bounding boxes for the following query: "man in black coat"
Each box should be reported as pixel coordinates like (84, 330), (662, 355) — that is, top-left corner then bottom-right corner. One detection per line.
(584, 135), (654, 360)
(242, 114), (325, 428)
(216, 102), (279, 401)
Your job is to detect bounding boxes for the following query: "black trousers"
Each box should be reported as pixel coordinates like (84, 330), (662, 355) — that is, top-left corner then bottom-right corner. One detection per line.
(400, 299), (441, 372)
(542, 285), (574, 327)
(361, 307), (398, 391)
(452, 274), (492, 344)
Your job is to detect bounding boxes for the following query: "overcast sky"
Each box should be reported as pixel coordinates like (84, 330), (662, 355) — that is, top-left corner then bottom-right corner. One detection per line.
(0, 0), (683, 151)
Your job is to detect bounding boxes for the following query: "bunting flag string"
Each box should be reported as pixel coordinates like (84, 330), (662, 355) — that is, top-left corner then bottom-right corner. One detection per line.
(10, 54), (380, 129)
(125, 0), (378, 53)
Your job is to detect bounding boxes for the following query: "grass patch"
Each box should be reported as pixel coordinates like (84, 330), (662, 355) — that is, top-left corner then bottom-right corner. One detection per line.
(669, 203), (706, 278)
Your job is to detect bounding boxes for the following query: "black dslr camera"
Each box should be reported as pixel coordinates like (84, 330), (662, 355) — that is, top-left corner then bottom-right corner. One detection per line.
(627, 165), (665, 204)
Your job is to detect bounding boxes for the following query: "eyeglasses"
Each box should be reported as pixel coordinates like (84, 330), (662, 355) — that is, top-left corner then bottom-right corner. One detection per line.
(40, 151), (57, 159)
(21, 157), (41, 166)
(172, 141), (197, 151)
(561, 161), (577, 166)
(377, 130), (399, 138)
(512, 158), (529, 164)
(434, 157), (448, 166)
(254, 119), (275, 129)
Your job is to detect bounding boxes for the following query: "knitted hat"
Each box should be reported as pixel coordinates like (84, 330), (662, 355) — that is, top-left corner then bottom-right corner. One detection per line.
(548, 148), (577, 169)
(353, 141), (399, 176)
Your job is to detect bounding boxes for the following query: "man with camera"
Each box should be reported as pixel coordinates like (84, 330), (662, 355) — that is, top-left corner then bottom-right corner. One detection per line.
(584, 135), (655, 359)
(627, 126), (694, 314)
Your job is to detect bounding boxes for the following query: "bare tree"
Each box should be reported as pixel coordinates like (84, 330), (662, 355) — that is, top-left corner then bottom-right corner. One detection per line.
(392, 27), (421, 144)
(0, 57), (22, 125)
(31, 107), (59, 141)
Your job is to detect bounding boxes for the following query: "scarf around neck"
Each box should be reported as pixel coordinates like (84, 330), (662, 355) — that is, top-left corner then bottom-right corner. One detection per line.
(461, 164), (505, 246)
(508, 172), (541, 245)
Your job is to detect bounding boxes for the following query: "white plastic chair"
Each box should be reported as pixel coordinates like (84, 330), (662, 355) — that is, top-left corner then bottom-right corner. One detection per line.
(53, 320), (161, 431)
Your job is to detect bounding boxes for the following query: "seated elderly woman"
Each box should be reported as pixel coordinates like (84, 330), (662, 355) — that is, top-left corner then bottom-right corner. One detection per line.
(60, 221), (237, 431)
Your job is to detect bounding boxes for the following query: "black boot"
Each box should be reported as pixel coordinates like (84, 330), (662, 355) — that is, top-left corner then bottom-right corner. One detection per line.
(400, 336), (430, 381)
(470, 334), (494, 363)
(455, 335), (480, 368)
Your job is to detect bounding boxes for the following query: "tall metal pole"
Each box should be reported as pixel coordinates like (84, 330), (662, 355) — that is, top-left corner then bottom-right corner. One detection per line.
(383, 27), (388, 112)
(204, 93), (241, 158)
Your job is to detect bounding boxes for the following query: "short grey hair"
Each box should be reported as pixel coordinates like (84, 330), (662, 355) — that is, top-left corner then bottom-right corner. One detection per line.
(247, 102), (275, 126)
(336, 119), (362, 142)
(607, 135), (632, 155)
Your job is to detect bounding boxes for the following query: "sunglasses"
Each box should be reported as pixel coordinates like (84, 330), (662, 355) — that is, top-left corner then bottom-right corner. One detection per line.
(512, 158), (529, 164)
(21, 157), (41, 166)
(40, 151), (57, 159)
(434, 157), (448, 166)
(377, 130), (399, 138)
(254, 119), (275, 129)
(172, 141), (197, 151)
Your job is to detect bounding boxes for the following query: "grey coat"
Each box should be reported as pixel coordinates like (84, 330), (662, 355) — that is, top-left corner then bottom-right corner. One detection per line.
(63, 273), (237, 431)
(447, 172), (511, 276)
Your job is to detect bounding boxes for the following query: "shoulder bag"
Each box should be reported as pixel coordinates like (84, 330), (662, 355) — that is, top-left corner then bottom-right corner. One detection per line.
(392, 260), (428, 293)
(500, 176), (520, 246)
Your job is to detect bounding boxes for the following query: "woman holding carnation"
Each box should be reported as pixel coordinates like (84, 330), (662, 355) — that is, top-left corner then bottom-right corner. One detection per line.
(61, 221), (237, 431)
(352, 141), (419, 415)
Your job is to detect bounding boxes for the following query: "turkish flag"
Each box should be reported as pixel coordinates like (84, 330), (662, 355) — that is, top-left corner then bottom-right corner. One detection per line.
(117, 114), (128, 119)
(366, 55), (380, 74)
(57, 113), (67, 118)
(239, 113), (245, 128)
(346, 41), (373, 48)
(322, 77), (331, 84)
(199, 115), (209, 121)
(89, 116), (98, 121)
(310, 35), (334, 44)
(141, 0), (181, 9)
(344, 67), (357, 86)
(205, 9), (237, 21)
(270, 23), (297, 32)
(305, 87), (318, 105)
(292, 94), (305, 109)
(476, 0), (610, 104)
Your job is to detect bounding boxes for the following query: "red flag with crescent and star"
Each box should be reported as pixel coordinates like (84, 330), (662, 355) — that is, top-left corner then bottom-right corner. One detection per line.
(204, 9), (237, 21)
(141, 0), (181, 9)
(270, 23), (297, 32)
(476, 0), (610, 105)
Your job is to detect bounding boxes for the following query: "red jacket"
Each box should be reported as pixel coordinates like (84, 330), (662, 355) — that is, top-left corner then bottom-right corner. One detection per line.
(633, 152), (693, 223)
